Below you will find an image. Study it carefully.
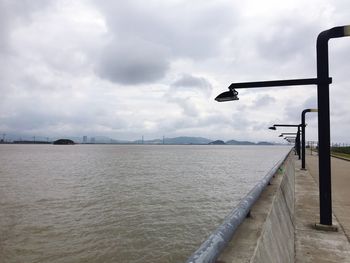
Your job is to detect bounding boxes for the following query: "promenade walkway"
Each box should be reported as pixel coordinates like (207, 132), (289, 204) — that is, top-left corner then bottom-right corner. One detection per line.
(306, 153), (350, 242)
(294, 152), (350, 262)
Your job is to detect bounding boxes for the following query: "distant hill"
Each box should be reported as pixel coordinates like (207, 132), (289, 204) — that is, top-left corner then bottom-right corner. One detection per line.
(226, 139), (255, 145)
(86, 136), (274, 145)
(133, 138), (162, 144)
(209, 140), (226, 145)
(4, 134), (276, 146)
(133, 136), (212, 145)
(53, 139), (75, 145)
(225, 140), (274, 145)
(165, 136), (212, 144)
(256, 141), (274, 145)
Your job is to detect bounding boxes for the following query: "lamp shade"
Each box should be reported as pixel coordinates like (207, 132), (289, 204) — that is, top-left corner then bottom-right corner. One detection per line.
(215, 89), (239, 102)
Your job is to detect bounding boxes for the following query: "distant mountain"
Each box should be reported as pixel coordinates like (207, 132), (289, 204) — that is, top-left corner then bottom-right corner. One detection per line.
(225, 140), (274, 145)
(3, 133), (276, 146)
(133, 139), (162, 144)
(119, 137), (273, 145)
(256, 141), (274, 145)
(209, 140), (226, 145)
(133, 136), (212, 145)
(226, 139), (255, 145)
(165, 136), (212, 144)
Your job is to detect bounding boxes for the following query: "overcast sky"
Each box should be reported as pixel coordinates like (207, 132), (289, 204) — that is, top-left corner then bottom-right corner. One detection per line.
(1, 0), (349, 142)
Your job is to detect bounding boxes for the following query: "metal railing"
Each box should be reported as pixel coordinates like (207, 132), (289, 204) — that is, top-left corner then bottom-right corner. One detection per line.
(186, 149), (292, 263)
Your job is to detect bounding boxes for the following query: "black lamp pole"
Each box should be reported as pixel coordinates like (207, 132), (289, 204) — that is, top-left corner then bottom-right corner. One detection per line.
(279, 133), (298, 137)
(215, 25), (350, 227)
(284, 137), (296, 144)
(301, 109), (318, 170)
(269, 124), (302, 159)
(268, 124), (301, 129)
(284, 137), (296, 142)
(316, 26), (349, 226)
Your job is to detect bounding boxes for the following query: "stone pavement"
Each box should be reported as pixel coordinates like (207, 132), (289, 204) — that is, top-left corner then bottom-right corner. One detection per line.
(295, 153), (350, 262)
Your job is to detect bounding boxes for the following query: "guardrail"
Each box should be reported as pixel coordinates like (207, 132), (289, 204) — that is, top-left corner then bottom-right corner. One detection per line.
(186, 149), (292, 263)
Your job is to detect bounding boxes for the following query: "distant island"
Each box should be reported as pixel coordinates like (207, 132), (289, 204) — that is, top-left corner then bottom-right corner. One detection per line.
(53, 139), (75, 145)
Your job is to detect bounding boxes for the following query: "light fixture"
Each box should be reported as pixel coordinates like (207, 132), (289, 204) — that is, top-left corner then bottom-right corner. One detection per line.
(215, 89), (239, 102)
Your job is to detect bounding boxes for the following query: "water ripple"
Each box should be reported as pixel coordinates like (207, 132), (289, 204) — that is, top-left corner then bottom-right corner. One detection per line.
(0, 144), (290, 263)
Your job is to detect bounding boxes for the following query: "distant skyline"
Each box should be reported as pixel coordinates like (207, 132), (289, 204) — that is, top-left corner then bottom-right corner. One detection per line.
(1, 0), (349, 143)
(2, 134), (283, 145)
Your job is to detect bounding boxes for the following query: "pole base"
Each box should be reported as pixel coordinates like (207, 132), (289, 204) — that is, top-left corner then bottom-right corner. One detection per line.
(314, 223), (338, 232)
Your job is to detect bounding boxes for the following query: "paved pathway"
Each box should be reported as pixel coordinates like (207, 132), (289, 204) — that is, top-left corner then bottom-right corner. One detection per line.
(295, 154), (350, 262)
(306, 153), (350, 241)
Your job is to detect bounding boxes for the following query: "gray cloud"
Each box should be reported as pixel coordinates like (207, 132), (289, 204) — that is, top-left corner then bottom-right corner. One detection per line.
(93, 0), (237, 84)
(282, 95), (318, 123)
(93, 1), (237, 60)
(96, 38), (170, 85)
(252, 95), (276, 108)
(0, 96), (128, 137)
(0, 0), (53, 53)
(161, 74), (213, 118)
(257, 19), (317, 62)
(172, 74), (212, 95)
(301, 96), (318, 111)
(167, 97), (200, 117)
(0, 0), (349, 142)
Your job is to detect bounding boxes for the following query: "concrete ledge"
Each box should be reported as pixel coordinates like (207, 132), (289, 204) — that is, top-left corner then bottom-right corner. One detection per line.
(216, 154), (350, 263)
(217, 154), (295, 263)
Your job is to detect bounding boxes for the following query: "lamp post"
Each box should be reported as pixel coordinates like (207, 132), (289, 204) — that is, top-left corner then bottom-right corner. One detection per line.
(279, 133), (297, 137)
(215, 25), (350, 227)
(315, 26), (350, 227)
(284, 136), (296, 142)
(268, 124), (300, 130)
(284, 137), (296, 144)
(268, 124), (302, 159)
(301, 109), (318, 170)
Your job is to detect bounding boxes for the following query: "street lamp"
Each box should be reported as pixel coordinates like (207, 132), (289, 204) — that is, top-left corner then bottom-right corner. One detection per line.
(215, 25), (350, 227)
(215, 78), (328, 102)
(269, 124), (300, 129)
(301, 109), (318, 170)
(284, 137), (295, 143)
(279, 133), (298, 137)
(215, 89), (239, 102)
(268, 124), (302, 159)
(284, 137), (296, 144)
(284, 136), (296, 141)
(316, 26), (350, 227)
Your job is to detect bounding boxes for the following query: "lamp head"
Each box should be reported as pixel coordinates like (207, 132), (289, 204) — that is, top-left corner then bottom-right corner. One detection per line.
(268, 126), (276, 130)
(345, 25), (350, 36)
(279, 134), (283, 137)
(215, 88), (239, 102)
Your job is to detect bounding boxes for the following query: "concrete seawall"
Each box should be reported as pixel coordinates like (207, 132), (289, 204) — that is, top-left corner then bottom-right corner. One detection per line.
(217, 153), (295, 263)
(216, 153), (350, 263)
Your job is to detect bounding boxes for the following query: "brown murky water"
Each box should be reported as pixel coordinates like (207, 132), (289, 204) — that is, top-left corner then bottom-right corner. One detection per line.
(0, 144), (290, 263)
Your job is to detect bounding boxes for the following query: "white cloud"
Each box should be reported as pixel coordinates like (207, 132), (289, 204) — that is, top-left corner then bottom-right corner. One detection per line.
(0, 0), (350, 143)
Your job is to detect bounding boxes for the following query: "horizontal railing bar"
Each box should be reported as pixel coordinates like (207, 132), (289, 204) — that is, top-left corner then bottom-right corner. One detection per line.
(186, 149), (292, 263)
